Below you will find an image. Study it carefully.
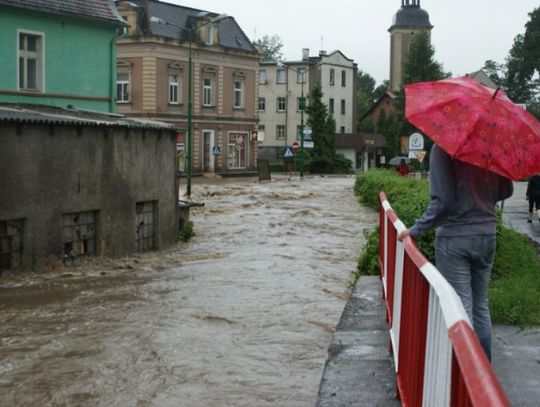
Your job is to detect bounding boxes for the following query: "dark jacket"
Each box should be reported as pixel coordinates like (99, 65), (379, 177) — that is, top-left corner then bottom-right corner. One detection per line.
(526, 175), (540, 197)
(410, 145), (514, 238)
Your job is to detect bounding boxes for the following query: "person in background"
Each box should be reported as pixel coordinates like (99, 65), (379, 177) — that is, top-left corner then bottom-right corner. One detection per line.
(397, 158), (411, 177)
(526, 174), (540, 223)
(397, 144), (513, 361)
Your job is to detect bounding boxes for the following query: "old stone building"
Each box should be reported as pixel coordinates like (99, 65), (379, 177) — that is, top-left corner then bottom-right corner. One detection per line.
(115, 0), (260, 177)
(0, 104), (178, 272)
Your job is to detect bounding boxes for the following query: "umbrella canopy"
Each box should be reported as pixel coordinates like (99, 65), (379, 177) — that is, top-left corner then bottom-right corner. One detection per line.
(405, 76), (540, 180)
(388, 156), (411, 166)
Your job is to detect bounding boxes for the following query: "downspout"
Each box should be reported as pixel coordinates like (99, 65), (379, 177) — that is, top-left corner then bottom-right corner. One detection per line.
(110, 27), (128, 113)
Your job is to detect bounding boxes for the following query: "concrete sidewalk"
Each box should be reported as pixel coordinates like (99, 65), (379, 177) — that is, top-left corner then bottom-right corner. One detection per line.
(494, 181), (540, 406)
(317, 181), (540, 406)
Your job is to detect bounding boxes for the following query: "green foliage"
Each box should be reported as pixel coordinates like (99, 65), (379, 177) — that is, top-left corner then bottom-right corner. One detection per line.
(490, 222), (540, 325)
(305, 81), (346, 174)
(253, 34), (283, 62)
(178, 221), (194, 241)
(330, 153), (353, 174)
(482, 7), (540, 119)
(353, 170), (540, 325)
(402, 31), (449, 86)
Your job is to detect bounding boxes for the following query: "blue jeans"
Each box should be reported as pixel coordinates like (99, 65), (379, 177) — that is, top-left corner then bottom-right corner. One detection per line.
(435, 235), (496, 361)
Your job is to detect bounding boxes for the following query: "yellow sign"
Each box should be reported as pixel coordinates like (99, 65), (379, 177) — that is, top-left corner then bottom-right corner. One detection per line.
(414, 150), (427, 162)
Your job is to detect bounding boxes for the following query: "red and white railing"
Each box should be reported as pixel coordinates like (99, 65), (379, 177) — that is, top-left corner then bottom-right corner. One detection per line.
(378, 192), (509, 407)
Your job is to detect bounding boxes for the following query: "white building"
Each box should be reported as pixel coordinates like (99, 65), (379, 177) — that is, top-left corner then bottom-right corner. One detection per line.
(257, 49), (357, 162)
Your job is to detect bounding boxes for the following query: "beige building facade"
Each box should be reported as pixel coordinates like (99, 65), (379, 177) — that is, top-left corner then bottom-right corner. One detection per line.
(258, 49), (357, 162)
(116, 0), (260, 175)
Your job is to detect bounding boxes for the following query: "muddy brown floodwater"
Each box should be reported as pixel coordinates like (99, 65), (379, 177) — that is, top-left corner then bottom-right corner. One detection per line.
(0, 175), (377, 407)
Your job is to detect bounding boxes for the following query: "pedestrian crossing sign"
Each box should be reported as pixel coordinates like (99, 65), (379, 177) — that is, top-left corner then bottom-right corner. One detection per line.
(284, 147), (294, 158)
(212, 146), (221, 156)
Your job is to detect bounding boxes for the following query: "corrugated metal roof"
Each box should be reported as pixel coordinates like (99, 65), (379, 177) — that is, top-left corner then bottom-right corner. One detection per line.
(0, 104), (178, 131)
(0, 0), (126, 25)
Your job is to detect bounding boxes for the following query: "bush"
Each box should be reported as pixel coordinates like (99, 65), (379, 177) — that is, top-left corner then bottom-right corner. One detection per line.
(178, 221), (194, 241)
(354, 169), (540, 325)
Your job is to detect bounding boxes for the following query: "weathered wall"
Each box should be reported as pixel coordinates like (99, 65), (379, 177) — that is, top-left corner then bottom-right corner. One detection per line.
(0, 123), (178, 270)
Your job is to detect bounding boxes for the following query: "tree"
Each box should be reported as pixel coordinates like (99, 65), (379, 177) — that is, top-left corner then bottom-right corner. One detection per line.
(402, 31), (449, 85)
(306, 81), (337, 173)
(482, 7), (540, 118)
(522, 7), (540, 77)
(253, 34), (283, 62)
(356, 71), (376, 121)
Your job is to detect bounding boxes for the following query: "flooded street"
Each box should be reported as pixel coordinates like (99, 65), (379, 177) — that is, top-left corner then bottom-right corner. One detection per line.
(0, 175), (377, 406)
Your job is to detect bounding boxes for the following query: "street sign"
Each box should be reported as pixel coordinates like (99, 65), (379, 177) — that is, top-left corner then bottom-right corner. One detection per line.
(212, 146), (221, 156)
(284, 147), (294, 158)
(409, 132), (424, 150)
(414, 150), (427, 162)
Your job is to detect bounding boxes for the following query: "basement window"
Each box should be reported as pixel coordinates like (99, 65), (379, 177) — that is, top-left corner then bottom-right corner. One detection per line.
(62, 211), (97, 259)
(0, 219), (24, 272)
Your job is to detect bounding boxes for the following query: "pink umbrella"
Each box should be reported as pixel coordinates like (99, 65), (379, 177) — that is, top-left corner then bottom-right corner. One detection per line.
(405, 76), (540, 180)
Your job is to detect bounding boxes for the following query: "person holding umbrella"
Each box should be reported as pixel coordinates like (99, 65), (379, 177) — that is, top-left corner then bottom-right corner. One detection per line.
(397, 77), (540, 360)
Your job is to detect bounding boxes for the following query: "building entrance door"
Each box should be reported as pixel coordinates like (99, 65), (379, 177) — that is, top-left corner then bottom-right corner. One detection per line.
(203, 130), (215, 172)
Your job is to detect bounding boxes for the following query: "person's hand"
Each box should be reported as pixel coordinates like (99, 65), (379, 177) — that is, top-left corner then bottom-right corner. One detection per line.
(397, 229), (411, 242)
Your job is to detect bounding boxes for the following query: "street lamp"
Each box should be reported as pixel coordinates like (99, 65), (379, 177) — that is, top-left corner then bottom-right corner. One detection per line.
(150, 14), (228, 199)
(276, 62), (314, 179)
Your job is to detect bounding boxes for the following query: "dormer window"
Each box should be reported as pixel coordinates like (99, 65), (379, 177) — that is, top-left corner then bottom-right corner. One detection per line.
(204, 24), (215, 45)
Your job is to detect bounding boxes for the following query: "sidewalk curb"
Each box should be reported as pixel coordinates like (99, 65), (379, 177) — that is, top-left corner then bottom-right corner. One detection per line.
(316, 276), (400, 406)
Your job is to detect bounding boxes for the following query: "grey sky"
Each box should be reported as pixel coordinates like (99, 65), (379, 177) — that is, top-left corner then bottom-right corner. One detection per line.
(169, 0), (538, 85)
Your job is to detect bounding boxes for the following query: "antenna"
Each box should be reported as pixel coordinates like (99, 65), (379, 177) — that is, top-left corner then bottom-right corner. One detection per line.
(320, 35), (323, 51)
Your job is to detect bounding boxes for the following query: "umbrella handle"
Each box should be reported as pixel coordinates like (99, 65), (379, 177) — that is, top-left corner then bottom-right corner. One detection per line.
(492, 87), (500, 99)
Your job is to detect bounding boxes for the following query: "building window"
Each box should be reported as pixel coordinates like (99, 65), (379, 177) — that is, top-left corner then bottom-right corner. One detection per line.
(297, 97), (305, 112)
(234, 80), (244, 109)
(116, 60), (131, 104)
(277, 97), (286, 112)
(0, 219), (24, 271)
(259, 70), (267, 84)
(276, 125), (286, 140)
(329, 68), (335, 85)
(258, 124), (265, 142)
(276, 69), (286, 84)
(116, 72), (130, 103)
(340, 126), (345, 133)
(169, 74), (179, 104)
(203, 77), (214, 106)
(341, 99), (346, 114)
(18, 31), (43, 91)
(258, 97), (266, 111)
(297, 68), (306, 83)
(204, 24), (214, 45)
(329, 98), (334, 114)
(62, 211), (97, 260)
(228, 133), (247, 169)
(341, 70), (346, 86)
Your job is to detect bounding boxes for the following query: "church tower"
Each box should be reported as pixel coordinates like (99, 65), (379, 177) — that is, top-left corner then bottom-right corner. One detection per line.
(389, 0), (433, 92)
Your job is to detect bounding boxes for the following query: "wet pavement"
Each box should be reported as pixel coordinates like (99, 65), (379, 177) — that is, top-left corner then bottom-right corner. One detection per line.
(495, 181), (540, 406)
(0, 175), (378, 406)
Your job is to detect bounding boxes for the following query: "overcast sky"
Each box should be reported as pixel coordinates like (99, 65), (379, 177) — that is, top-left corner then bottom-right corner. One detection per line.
(168, 0), (538, 86)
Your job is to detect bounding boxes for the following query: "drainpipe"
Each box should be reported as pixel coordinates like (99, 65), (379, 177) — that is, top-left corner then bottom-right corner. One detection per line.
(110, 26), (128, 112)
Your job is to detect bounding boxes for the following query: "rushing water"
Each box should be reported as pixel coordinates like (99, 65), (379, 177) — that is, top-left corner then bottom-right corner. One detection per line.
(0, 175), (377, 406)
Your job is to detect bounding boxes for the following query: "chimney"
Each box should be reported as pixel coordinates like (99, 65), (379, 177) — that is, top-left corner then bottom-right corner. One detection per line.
(319, 50), (327, 57)
(302, 48), (309, 61)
